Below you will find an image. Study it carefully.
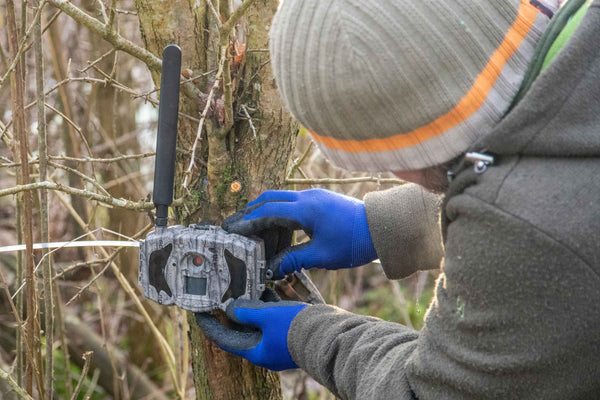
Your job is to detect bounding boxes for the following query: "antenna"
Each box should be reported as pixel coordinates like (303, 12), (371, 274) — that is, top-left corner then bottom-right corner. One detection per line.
(153, 45), (182, 227)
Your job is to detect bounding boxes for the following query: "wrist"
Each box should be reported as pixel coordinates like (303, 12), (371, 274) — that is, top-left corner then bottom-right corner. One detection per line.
(351, 203), (378, 267)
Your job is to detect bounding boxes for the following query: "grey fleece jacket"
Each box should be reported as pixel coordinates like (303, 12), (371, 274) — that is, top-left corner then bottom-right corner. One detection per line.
(288, 3), (600, 399)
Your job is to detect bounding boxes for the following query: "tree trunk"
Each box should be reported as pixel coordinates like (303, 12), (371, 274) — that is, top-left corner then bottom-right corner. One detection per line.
(134, 1), (297, 399)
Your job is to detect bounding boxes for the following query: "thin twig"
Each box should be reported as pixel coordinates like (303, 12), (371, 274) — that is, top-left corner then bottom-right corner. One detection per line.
(240, 105), (256, 137)
(95, 0), (108, 24)
(133, 69), (217, 99)
(70, 351), (93, 400)
(23, 76), (200, 122)
(33, 0), (55, 393)
(182, 45), (228, 188)
(0, 268), (43, 396)
(80, 48), (115, 73)
(0, 152), (156, 168)
(113, 8), (137, 16)
(0, 0), (48, 88)
(53, 258), (109, 281)
(220, 48), (233, 132)
(285, 177), (406, 185)
(48, 160), (112, 197)
(83, 369), (101, 399)
(46, 0), (161, 71)
(0, 267), (24, 328)
(65, 257), (115, 306)
(0, 181), (184, 211)
(6, 0), (40, 393)
(51, 152), (156, 164)
(0, 39), (8, 71)
(42, 10), (62, 35)
(220, 0), (258, 34)
(107, 0), (118, 26)
(287, 141), (314, 179)
(0, 120), (13, 147)
(0, 368), (34, 400)
(15, 8), (61, 58)
(45, 103), (95, 160)
(206, 0), (222, 26)
(45, 0), (202, 99)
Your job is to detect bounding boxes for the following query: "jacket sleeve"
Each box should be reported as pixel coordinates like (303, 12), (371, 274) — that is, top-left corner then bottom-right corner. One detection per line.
(288, 305), (419, 400)
(364, 184), (444, 279)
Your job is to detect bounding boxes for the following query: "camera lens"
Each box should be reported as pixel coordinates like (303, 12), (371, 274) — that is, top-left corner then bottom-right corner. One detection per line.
(192, 254), (203, 267)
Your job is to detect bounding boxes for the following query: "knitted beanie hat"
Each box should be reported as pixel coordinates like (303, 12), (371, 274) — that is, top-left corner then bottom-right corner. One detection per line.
(270, 0), (559, 172)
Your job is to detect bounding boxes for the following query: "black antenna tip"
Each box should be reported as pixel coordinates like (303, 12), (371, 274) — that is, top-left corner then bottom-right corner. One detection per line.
(153, 44), (182, 227)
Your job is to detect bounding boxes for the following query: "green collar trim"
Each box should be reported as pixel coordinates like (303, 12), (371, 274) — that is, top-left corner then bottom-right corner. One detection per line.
(541, 0), (593, 71)
(508, 0), (588, 112)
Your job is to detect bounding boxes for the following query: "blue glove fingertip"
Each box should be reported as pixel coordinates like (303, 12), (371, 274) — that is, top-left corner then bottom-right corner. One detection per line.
(247, 190), (298, 207)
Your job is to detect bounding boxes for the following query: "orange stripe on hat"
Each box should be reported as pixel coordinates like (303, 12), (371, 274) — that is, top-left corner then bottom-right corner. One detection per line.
(310, 0), (540, 153)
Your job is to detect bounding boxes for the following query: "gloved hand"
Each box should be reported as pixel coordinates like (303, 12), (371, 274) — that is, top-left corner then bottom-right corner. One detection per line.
(196, 294), (307, 371)
(222, 189), (378, 278)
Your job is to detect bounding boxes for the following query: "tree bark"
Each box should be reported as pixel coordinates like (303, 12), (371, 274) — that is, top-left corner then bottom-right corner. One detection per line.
(135, 0), (297, 399)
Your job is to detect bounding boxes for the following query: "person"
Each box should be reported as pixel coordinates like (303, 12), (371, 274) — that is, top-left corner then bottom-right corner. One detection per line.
(198, 0), (600, 398)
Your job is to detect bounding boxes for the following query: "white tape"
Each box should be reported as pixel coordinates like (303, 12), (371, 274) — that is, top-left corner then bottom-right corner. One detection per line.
(0, 240), (140, 254)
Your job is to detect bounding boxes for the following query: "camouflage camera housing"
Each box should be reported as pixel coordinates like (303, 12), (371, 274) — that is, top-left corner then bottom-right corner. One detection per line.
(139, 225), (266, 312)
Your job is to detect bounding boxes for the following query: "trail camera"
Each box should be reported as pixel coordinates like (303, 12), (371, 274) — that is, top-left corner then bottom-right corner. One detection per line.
(139, 225), (266, 312)
(138, 45), (267, 313)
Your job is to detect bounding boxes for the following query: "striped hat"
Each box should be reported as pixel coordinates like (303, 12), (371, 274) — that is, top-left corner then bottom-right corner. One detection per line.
(270, 0), (559, 172)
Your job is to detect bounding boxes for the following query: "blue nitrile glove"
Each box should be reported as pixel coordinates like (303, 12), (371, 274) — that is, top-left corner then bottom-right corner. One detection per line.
(196, 296), (307, 371)
(222, 189), (378, 278)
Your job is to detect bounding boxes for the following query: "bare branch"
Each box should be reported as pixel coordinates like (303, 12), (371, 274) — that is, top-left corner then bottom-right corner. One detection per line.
(43, 10), (62, 35)
(182, 45), (228, 188)
(134, 69), (217, 99)
(220, 0), (258, 35)
(51, 152), (155, 164)
(0, 181), (184, 211)
(45, 103), (94, 160)
(80, 48), (115, 73)
(285, 177), (407, 185)
(94, 0), (109, 24)
(0, 368), (34, 400)
(53, 258), (109, 281)
(0, 266), (25, 328)
(21, 75), (200, 123)
(113, 8), (137, 16)
(0, 0), (48, 89)
(45, 0), (203, 99)
(206, 0), (222, 27)
(108, 0), (118, 26)
(0, 120), (13, 147)
(241, 105), (256, 137)
(33, 0), (56, 393)
(287, 141), (314, 179)
(46, 0), (161, 72)
(70, 352), (93, 400)
(66, 261), (113, 306)
(0, 152), (156, 168)
(6, 0), (40, 392)
(47, 160), (112, 197)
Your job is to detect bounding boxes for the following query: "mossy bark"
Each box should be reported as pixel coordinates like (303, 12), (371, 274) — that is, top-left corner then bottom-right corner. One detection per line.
(135, 0), (297, 398)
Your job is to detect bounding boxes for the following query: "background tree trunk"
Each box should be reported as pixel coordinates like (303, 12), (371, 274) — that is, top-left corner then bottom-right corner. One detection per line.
(134, 0), (297, 398)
